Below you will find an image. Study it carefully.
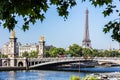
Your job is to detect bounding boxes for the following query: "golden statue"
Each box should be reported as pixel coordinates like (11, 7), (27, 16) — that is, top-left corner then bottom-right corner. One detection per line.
(11, 30), (15, 38)
(40, 35), (44, 41)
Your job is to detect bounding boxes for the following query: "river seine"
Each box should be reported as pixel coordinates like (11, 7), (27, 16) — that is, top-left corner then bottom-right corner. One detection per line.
(0, 70), (87, 80)
(1, 67), (120, 80)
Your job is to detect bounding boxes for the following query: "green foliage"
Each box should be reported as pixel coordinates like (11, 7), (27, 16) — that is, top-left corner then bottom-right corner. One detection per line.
(22, 51), (38, 58)
(44, 49), (50, 57)
(92, 49), (99, 57)
(51, 0), (75, 19)
(68, 44), (82, 57)
(103, 21), (120, 42)
(82, 75), (98, 80)
(49, 47), (57, 57)
(0, 0), (76, 31)
(22, 51), (29, 58)
(70, 75), (80, 80)
(92, 50), (120, 57)
(102, 50), (120, 57)
(29, 51), (38, 58)
(0, 54), (8, 58)
(44, 43), (120, 58)
(49, 47), (65, 57)
(82, 48), (93, 59)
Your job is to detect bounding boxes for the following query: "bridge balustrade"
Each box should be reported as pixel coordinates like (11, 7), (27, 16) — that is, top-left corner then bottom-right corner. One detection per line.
(27, 57), (120, 69)
(28, 57), (85, 67)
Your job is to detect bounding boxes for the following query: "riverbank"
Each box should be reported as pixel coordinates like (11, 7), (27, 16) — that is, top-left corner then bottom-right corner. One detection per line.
(91, 72), (120, 79)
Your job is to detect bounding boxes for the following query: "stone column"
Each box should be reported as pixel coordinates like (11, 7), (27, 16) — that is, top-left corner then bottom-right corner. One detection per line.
(8, 30), (17, 67)
(38, 36), (45, 58)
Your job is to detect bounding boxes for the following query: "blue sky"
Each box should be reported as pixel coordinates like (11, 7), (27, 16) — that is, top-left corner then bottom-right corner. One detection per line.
(0, 0), (119, 49)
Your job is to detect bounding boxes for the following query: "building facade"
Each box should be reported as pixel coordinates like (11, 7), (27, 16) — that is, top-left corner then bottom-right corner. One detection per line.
(1, 32), (45, 57)
(1, 42), (44, 57)
(18, 43), (39, 56)
(1, 42), (20, 55)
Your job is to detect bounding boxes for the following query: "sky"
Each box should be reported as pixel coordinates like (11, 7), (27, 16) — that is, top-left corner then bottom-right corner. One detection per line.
(0, 0), (120, 50)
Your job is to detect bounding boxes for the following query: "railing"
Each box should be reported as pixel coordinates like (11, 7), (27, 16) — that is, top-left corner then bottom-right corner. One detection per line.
(28, 57), (85, 62)
(28, 57), (120, 67)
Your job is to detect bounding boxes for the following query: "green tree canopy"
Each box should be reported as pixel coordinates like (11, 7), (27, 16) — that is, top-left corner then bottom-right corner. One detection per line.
(0, 0), (76, 31)
(44, 49), (50, 57)
(49, 47), (57, 57)
(0, 0), (119, 42)
(0, 54), (8, 58)
(49, 47), (65, 57)
(29, 51), (38, 58)
(82, 48), (93, 59)
(92, 49), (99, 57)
(22, 51), (29, 58)
(68, 44), (82, 57)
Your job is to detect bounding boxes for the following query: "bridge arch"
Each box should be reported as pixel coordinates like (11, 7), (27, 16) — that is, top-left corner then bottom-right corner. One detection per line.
(18, 62), (23, 67)
(29, 59), (80, 69)
(2, 60), (8, 66)
(16, 58), (27, 67)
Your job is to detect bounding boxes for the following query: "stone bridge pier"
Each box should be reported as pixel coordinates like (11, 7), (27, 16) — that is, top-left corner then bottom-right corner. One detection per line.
(0, 58), (28, 69)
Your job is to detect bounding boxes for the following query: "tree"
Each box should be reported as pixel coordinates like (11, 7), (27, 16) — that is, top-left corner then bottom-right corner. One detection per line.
(68, 44), (82, 57)
(22, 51), (29, 58)
(29, 51), (38, 58)
(0, 0), (76, 31)
(49, 47), (65, 57)
(44, 45), (55, 57)
(0, 0), (119, 42)
(92, 49), (99, 57)
(0, 54), (8, 58)
(82, 48), (93, 59)
(103, 50), (111, 57)
(49, 47), (58, 57)
(44, 49), (50, 57)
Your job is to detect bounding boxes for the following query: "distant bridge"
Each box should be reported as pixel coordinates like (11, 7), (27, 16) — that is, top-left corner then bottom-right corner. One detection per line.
(93, 57), (120, 65)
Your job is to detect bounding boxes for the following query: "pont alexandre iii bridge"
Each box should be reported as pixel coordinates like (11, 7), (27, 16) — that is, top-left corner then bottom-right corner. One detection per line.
(28, 57), (120, 69)
(0, 57), (120, 70)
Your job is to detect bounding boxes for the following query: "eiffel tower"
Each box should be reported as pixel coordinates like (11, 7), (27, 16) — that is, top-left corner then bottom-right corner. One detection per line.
(82, 9), (92, 48)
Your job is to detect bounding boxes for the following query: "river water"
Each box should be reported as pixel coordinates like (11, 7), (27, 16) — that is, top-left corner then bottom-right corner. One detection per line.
(1, 67), (120, 80)
(0, 70), (87, 80)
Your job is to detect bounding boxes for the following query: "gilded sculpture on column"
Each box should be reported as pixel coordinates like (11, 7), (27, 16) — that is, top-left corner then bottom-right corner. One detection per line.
(40, 35), (44, 41)
(11, 30), (15, 38)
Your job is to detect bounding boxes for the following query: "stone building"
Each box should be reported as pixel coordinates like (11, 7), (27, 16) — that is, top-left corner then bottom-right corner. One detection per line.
(0, 30), (47, 67)
(1, 32), (45, 58)
(19, 43), (39, 56)
(1, 42), (20, 55)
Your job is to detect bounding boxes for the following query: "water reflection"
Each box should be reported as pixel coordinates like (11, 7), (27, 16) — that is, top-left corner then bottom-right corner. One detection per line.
(9, 71), (16, 80)
(80, 67), (120, 72)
